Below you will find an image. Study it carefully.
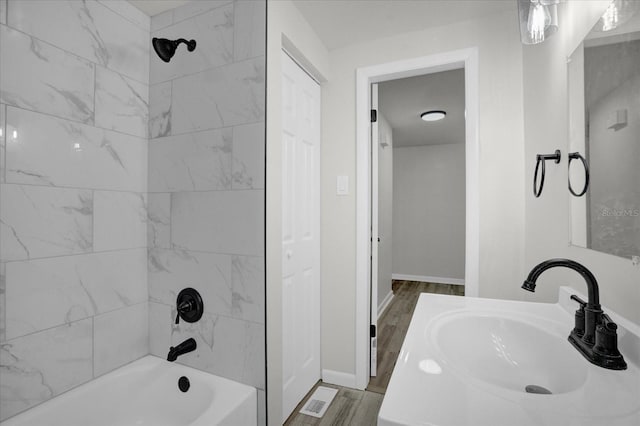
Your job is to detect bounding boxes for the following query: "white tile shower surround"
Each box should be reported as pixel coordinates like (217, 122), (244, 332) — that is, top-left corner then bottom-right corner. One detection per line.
(93, 191), (148, 251)
(148, 122), (265, 192)
(148, 127), (233, 192)
(0, 0), (150, 421)
(5, 249), (148, 341)
(93, 302), (149, 377)
(150, 3), (234, 85)
(0, 24), (95, 125)
(95, 0), (151, 32)
(0, 318), (94, 421)
(94, 66), (149, 138)
(232, 121), (265, 189)
(0, 0), (266, 422)
(171, 190), (264, 256)
(0, 185), (93, 261)
(170, 56), (265, 134)
(7, 0), (149, 83)
(4, 107), (148, 192)
(148, 249), (264, 324)
(146, 192), (171, 249)
(148, 81), (172, 138)
(149, 248), (234, 318)
(149, 302), (265, 390)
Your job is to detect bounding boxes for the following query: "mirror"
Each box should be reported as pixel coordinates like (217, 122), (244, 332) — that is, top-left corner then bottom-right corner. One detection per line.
(568, 0), (640, 260)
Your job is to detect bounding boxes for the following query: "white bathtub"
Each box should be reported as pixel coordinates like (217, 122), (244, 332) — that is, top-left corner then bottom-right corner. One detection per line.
(0, 356), (257, 426)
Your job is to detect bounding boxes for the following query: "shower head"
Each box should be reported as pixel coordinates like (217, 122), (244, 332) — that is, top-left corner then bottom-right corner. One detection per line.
(152, 37), (196, 63)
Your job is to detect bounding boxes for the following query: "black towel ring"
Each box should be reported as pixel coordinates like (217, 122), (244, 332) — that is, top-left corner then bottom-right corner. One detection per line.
(534, 150), (561, 198)
(568, 152), (589, 197)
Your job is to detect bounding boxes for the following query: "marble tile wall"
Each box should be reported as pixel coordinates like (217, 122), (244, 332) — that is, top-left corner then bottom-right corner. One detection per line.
(148, 1), (266, 423)
(0, 0), (266, 422)
(0, 0), (150, 421)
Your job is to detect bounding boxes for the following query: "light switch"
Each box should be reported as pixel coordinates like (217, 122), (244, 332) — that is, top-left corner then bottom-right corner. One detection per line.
(337, 175), (349, 195)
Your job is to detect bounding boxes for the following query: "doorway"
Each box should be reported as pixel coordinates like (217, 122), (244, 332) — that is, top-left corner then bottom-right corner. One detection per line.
(369, 69), (467, 390)
(355, 48), (480, 389)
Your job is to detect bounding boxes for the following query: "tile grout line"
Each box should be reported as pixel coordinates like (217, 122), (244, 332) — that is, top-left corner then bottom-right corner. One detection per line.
(4, 300), (150, 343)
(94, 0), (150, 33)
(0, 22), (150, 86)
(5, 103), (149, 141)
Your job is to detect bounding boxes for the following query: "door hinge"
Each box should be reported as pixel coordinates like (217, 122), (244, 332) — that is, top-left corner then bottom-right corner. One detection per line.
(370, 325), (376, 338)
(371, 109), (377, 123)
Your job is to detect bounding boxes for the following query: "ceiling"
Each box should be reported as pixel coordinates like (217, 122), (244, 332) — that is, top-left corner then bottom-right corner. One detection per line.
(127, 0), (194, 16)
(292, 0), (513, 51)
(379, 69), (465, 147)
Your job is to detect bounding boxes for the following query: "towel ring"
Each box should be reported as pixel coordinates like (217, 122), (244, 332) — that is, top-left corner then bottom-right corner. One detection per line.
(568, 152), (589, 197)
(534, 150), (561, 198)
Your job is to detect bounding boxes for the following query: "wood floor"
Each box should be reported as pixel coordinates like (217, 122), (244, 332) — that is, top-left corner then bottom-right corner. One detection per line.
(367, 280), (464, 394)
(283, 280), (463, 425)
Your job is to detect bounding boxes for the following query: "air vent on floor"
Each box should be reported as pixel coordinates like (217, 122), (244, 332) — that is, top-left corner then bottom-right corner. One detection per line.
(299, 386), (338, 418)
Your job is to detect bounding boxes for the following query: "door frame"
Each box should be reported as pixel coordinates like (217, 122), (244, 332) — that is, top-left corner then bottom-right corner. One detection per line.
(355, 48), (480, 389)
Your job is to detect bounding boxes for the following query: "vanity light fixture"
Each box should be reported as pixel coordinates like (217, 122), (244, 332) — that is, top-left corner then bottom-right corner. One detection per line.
(420, 110), (446, 122)
(518, 0), (559, 45)
(602, 2), (620, 31)
(593, 0), (640, 33)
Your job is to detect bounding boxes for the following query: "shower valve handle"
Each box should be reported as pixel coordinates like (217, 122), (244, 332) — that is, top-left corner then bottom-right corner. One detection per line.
(174, 288), (204, 325)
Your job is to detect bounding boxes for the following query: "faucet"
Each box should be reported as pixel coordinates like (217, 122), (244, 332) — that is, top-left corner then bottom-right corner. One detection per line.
(522, 258), (626, 370)
(167, 338), (197, 362)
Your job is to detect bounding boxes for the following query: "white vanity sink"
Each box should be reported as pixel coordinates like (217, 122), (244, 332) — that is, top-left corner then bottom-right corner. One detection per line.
(378, 287), (640, 426)
(432, 311), (588, 395)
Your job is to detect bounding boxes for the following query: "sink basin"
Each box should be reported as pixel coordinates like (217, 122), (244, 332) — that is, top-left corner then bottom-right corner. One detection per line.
(378, 287), (640, 426)
(432, 312), (588, 395)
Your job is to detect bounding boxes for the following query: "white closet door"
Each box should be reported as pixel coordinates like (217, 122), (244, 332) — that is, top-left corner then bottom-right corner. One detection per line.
(281, 50), (321, 422)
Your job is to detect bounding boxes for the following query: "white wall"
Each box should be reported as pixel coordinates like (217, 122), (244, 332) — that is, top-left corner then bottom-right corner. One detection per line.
(377, 114), (393, 309)
(523, 1), (640, 324)
(392, 143), (465, 281)
(321, 8), (525, 376)
(265, 1), (329, 424)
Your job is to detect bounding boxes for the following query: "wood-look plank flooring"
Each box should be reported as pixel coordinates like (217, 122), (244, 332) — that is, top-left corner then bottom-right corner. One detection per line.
(367, 280), (463, 394)
(283, 281), (463, 425)
(283, 381), (383, 426)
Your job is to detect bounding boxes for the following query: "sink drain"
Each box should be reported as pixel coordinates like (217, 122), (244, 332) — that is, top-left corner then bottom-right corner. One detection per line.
(525, 385), (552, 395)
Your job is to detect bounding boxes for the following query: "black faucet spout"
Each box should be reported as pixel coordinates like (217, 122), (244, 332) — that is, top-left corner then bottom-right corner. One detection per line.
(167, 338), (197, 362)
(522, 258), (600, 308)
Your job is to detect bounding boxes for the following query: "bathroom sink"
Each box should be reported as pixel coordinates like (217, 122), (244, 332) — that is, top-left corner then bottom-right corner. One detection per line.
(432, 312), (588, 394)
(378, 287), (640, 426)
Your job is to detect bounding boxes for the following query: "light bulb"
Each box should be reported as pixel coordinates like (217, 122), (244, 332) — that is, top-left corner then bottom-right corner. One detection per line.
(602, 3), (619, 31)
(528, 2), (550, 44)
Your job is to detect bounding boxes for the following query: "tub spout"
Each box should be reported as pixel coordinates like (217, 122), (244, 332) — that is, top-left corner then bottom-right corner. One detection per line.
(167, 338), (196, 362)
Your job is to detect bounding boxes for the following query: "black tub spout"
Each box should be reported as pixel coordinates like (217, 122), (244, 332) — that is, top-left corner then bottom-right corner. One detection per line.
(167, 338), (196, 362)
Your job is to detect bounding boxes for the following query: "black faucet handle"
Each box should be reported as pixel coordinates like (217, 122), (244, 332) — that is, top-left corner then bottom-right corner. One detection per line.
(570, 295), (587, 337)
(175, 300), (193, 324)
(599, 313), (617, 330)
(570, 294), (587, 309)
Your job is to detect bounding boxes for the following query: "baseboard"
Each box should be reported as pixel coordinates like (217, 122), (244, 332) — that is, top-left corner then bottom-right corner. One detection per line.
(322, 369), (358, 389)
(377, 291), (394, 319)
(392, 274), (465, 286)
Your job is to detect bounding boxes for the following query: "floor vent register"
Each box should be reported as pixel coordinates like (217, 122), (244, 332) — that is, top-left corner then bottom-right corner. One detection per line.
(299, 386), (339, 418)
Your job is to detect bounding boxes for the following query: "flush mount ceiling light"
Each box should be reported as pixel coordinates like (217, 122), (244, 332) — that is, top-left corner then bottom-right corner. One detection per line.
(517, 0), (560, 45)
(420, 110), (446, 122)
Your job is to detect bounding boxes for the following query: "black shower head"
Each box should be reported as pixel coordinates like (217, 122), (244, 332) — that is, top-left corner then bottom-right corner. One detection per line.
(152, 37), (196, 63)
